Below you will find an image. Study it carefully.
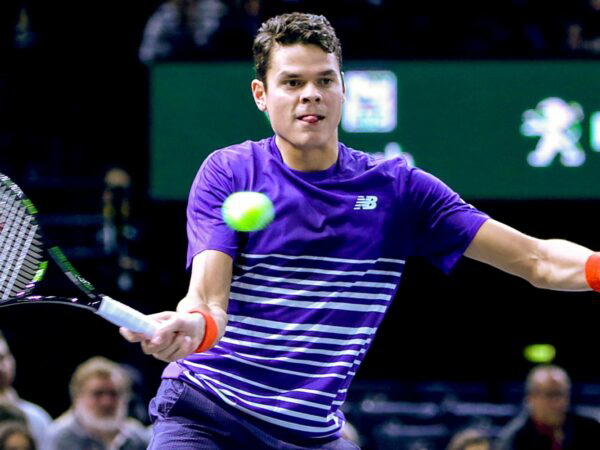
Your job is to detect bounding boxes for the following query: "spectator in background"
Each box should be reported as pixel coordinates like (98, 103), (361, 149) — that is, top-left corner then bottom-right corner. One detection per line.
(139, 0), (228, 64)
(566, 0), (600, 56)
(0, 400), (36, 450)
(447, 428), (491, 450)
(0, 421), (36, 450)
(496, 365), (600, 449)
(101, 167), (146, 294)
(47, 357), (148, 450)
(0, 399), (27, 424)
(0, 332), (51, 449)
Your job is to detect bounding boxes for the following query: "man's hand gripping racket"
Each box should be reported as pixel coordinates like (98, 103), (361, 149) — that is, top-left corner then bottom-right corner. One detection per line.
(0, 173), (158, 336)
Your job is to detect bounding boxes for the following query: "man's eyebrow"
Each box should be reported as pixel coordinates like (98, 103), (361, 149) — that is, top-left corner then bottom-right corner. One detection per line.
(278, 69), (338, 78)
(278, 71), (301, 79)
(317, 70), (337, 76)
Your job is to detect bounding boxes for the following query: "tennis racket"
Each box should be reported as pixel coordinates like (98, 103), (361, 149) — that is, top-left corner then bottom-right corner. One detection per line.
(0, 173), (158, 336)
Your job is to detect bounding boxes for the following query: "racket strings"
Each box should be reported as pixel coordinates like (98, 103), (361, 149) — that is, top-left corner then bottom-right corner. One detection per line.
(0, 186), (43, 300)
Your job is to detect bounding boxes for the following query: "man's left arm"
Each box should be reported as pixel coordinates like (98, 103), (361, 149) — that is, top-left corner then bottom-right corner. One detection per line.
(464, 219), (596, 291)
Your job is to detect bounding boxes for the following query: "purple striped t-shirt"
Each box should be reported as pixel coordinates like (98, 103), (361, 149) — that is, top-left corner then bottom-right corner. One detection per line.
(163, 136), (489, 440)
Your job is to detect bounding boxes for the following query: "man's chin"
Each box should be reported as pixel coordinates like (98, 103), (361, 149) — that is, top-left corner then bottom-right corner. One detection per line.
(292, 137), (333, 153)
(75, 404), (125, 434)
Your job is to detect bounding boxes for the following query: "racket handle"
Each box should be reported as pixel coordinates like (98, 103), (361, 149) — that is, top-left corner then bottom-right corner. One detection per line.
(96, 296), (159, 336)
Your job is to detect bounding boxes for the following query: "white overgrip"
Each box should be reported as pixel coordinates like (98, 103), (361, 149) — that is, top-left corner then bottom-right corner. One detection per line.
(96, 296), (159, 336)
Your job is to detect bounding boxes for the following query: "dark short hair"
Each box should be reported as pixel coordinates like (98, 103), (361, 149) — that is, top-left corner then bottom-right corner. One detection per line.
(253, 12), (343, 85)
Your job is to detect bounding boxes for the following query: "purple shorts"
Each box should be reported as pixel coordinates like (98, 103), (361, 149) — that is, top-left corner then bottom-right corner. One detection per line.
(148, 379), (360, 449)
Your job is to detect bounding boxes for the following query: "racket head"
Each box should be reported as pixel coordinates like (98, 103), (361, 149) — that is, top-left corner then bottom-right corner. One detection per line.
(0, 174), (47, 301)
(0, 173), (102, 310)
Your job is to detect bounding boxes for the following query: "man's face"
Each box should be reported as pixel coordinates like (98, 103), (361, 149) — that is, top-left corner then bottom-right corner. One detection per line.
(76, 375), (125, 419)
(252, 43), (345, 155)
(0, 340), (16, 390)
(527, 372), (570, 427)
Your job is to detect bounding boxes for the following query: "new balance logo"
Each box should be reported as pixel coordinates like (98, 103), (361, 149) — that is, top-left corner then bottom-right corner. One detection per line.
(354, 195), (378, 210)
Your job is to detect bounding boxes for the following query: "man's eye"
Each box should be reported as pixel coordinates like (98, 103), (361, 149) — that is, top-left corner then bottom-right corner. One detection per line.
(320, 78), (333, 85)
(286, 80), (301, 87)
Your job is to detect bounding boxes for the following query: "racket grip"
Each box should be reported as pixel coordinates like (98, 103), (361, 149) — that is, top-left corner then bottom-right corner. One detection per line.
(96, 296), (159, 336)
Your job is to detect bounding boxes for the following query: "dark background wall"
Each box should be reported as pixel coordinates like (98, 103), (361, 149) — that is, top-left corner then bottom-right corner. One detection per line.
(0, 0), (599, 419)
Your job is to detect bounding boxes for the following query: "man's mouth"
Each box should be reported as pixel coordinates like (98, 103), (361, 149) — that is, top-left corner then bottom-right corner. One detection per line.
(298, 115), (325, 123)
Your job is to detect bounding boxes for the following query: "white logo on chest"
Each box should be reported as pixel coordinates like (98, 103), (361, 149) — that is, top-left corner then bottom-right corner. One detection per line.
(354, 195), (378, 210)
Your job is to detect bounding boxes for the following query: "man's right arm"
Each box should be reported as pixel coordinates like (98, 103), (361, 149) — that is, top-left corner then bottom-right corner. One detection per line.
(120, 250), (232, 362)
(177, 249), (232, 344)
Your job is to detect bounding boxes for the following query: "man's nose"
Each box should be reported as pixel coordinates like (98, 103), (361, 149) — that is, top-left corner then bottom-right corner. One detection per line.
(300, 83), (322, 103)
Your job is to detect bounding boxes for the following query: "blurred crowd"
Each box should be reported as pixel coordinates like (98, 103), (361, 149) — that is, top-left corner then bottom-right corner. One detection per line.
(0, 330), (150, 450)
(1, 0), (599, 62)
(3, 324), (600, 449)
(0, 0), (597, 184)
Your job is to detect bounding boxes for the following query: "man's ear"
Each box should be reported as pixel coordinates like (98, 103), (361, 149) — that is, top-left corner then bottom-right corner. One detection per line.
(251, 79), (267, 112)
(341, 71), (346, 102)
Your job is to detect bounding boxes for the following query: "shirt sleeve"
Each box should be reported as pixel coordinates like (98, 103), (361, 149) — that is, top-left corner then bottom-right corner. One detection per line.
(406, 168), (490, 274)
(186, 151), (238, 268)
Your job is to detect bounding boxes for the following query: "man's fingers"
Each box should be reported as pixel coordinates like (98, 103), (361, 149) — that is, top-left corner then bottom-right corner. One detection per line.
(142, 336), (172, 355)
(119, 327), (147, 343)
(120, 310), (203, 361)
(153, 335), (195, 362)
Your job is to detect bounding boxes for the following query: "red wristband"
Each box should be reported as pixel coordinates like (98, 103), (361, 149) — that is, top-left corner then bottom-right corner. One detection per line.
(585, 253), (600, 292)
(188, 310), (218, 353)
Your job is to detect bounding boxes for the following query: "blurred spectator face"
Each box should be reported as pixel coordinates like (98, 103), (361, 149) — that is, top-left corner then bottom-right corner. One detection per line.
(527, 371), (570, 427)
(3, 430), (34, 450)
(0, 340), (15, 391)
(74, 374), (127, 432)
(244, 0), (260, 16)
(464, 443), (490, 450)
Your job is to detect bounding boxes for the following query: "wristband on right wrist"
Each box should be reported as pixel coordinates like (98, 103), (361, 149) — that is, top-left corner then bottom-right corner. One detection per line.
(188, 310), (218, 353)
(585, 253), (600, 292)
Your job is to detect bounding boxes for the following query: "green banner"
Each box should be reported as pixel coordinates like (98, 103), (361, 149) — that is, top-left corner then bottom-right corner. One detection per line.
(150, 61), (600, 200)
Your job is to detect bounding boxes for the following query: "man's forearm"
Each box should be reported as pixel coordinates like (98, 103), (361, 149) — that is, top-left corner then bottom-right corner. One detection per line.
(530, 238), (593, 291)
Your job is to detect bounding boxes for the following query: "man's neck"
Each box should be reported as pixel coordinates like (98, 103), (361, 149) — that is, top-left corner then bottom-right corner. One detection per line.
(275, 136), (338, 172)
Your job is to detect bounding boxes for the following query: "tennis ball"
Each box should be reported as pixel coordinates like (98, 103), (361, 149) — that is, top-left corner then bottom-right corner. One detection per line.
(524, 344), (556, 363)
(222, 191), (275, 232)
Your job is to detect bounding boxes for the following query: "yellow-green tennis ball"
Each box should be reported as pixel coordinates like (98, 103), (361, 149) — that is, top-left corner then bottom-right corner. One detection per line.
(222, 191), (275, 232)
(524, 343), (556, 363)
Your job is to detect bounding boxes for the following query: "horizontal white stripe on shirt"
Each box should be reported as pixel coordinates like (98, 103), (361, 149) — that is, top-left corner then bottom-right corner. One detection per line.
(233, 272), (397, 290)
(236, 263), (402, 278)
(185, 372), (341, 435)
(183, 360), (338, 398)
(231, 281), (392, 301)
(185, 371), (332, 410)
(230, 292), (389, 313)
(225, 324), (368, 347)
(219, 336), (361, 357)
(241, 253), (405, 265)
(233, 351), (355, 368)
(227, 314), (376, 336)
(222, 353), (347, 379)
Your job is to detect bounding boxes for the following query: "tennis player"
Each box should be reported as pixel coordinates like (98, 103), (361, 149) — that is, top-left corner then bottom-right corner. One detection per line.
(121, 12), (600, 449)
